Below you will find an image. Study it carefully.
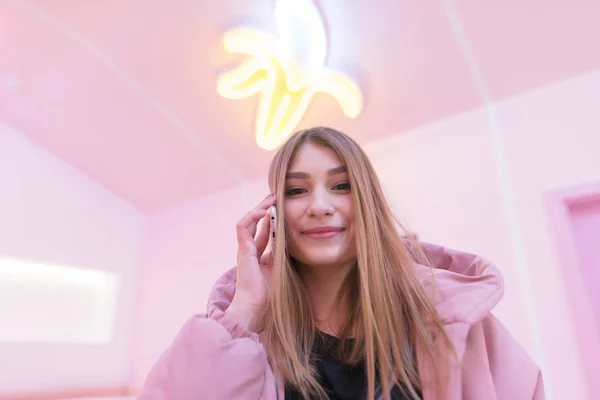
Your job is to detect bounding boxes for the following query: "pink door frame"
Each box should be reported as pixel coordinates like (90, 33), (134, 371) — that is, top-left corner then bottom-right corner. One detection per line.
(546, 180), (600, 399)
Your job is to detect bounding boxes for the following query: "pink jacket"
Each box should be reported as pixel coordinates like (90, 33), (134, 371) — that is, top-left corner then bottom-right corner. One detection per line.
(138, 242), (545, 399)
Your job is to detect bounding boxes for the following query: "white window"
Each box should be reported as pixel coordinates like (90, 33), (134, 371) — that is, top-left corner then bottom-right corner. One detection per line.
(0, 257), (120, 344)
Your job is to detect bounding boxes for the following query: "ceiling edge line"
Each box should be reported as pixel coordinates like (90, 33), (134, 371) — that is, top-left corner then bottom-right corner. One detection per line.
(8, 0), (247, 183)
(442, 2), (553, 397)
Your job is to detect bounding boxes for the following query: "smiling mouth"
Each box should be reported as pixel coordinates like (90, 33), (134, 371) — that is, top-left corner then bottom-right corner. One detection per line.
(302, 227), (344, 239)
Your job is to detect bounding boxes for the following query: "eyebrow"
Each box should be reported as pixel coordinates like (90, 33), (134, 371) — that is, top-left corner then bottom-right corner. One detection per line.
(286, 165), (347, 180)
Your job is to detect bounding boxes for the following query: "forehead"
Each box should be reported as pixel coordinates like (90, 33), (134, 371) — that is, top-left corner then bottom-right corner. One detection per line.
(288, 142), (343, 171)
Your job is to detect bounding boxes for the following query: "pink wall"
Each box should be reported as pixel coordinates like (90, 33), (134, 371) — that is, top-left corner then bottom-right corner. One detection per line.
(131, 180), (267, 390)
(368, 70), (600, 400)
(0, 123), (147, 395)
(133, 69), (600, 399)
(497, 70), (600, 400)
(364, 106), (533, 350)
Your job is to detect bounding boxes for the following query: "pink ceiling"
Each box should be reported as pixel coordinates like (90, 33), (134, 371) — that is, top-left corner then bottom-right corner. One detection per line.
(1, 0), (599, 213)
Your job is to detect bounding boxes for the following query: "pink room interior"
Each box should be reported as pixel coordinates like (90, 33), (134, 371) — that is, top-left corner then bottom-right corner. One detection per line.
(1, 0), (599, 399)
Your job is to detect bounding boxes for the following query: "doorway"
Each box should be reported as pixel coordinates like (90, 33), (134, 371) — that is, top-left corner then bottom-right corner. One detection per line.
(548, 182), (600, 400)
(568, 198), (600, 326)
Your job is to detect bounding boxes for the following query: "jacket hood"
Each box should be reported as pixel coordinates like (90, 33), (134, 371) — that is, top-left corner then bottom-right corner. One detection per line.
(410, 241), (504, 327)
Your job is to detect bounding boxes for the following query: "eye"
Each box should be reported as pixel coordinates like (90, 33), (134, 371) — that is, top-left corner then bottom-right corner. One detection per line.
(285, 187), (305, 196)
(334, 182), (351, 191)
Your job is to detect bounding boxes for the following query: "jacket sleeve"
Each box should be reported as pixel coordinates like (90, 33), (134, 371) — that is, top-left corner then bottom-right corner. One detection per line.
(137, 310), (277, 400)
(462, 315), (545, 400)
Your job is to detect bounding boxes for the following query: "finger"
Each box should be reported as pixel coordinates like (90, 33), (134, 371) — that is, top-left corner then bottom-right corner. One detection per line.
(259, 250), (273, 267)
(236, 195), (276, 253)
(250, 214), (265, 241)
(255, 212), (271, 257)
(237, 194), (272, 226)
(240, 195), (276, 238)
(255, 194), (276, 210)
(236, 209), (268, 251)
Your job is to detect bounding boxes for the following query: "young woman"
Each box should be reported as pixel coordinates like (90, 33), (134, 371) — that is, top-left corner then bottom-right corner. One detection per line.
(138, 127), (545, 399)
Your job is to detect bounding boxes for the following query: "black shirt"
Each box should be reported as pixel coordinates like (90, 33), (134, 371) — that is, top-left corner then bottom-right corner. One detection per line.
(284, 332), (421, 400)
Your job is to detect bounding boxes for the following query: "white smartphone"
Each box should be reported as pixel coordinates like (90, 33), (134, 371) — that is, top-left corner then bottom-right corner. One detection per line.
(268, 205), (277, 241)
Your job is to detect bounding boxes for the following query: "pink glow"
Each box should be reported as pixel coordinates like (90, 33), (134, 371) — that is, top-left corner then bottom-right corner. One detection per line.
(0, 1), (599, 399)
(0, 123), (146, 396)
(450, 0), (600, 100)
(2, 0), (599, 212)
(130, 180), (267, 390)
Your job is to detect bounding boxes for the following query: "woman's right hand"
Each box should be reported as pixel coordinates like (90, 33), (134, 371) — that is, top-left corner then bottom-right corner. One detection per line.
(226, 194), (277, 333)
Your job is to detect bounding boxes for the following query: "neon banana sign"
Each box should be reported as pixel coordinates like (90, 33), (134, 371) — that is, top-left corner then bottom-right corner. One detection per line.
(216, 0), (363, 150)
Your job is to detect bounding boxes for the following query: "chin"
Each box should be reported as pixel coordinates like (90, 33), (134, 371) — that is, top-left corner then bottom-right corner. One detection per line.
(298, 248), (351, 268)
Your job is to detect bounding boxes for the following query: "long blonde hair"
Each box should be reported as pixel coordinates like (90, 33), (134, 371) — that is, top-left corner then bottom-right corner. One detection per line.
(263, 127), (454, 400)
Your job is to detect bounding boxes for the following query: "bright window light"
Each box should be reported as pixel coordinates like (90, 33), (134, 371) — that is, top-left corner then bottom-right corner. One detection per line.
(0, 257), (120, 344)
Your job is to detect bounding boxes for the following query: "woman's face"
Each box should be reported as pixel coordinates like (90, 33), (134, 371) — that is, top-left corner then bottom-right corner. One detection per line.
(283, 142), (356, 268)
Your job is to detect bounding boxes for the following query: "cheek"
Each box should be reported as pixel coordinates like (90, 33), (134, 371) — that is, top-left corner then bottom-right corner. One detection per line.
(283, 202), (304, 228)
(339, 198), (354, 221)
(283, 205), (307, 246)
(285, 230), (305, 262)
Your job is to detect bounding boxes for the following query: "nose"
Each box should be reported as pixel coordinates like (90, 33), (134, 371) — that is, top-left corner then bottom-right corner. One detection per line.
(307, 187), (334, 217)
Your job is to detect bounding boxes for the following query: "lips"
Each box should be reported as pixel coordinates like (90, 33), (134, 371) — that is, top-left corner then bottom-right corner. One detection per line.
(302, 226), (344, 239)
